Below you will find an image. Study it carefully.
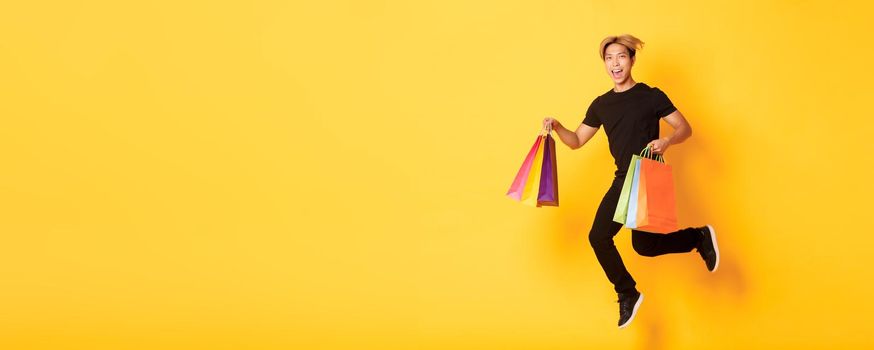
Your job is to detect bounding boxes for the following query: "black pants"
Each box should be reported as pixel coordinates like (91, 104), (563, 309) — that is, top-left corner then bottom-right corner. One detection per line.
(589, 176), (702, 294)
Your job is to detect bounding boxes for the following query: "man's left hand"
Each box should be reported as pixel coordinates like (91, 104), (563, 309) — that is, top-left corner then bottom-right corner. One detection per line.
(648, 138), (671, 155)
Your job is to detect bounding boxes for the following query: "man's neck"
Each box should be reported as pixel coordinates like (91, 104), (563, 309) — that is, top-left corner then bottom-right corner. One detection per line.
(613, 79), (637, 93)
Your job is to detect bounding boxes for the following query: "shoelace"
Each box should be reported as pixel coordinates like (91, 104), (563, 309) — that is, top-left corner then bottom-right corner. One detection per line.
(617, 299), (634, 317)
(616, 295), (637, 306)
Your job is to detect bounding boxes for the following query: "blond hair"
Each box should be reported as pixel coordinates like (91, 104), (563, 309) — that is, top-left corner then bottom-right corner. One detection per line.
(599, 34), (645, 60)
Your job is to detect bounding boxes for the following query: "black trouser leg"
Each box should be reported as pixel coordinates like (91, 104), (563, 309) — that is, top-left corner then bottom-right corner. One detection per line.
(588, 177), (704, 294)
(631, 228), (701, 257)
(588, 178), (637, 294)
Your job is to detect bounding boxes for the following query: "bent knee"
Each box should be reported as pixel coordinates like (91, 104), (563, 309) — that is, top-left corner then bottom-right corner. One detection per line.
(588, 231), (613, 249)
(632, 240), (658, 257)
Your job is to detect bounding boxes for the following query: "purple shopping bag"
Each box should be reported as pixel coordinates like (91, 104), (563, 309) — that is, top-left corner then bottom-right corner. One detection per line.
(537, 134), (559, 207)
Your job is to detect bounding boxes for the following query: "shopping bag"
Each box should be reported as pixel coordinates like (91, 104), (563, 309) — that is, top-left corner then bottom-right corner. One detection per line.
(634, 156), (651, 227)
(537, 134), (559, 207)
(634, 156), (678, 233)
(613, 151), (646, 224)
(506, 135), (543, 200)
(520, 134), (547, 207)
(625, 158), (643, 228)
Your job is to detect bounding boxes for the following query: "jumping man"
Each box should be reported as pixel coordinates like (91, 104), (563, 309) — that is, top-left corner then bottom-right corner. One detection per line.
(543, 34), (720, 329)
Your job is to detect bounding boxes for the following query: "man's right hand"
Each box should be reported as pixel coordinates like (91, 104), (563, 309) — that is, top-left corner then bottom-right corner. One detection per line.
(542, 116), (599, 150)
(543, 117), (560, 132)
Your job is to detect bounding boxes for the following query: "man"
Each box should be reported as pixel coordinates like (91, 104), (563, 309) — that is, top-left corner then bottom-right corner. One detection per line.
(543, 34), (720, 329)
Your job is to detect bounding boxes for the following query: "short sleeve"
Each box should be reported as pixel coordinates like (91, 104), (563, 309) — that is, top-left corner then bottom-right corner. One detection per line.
(652, 87), (677, 119)
(582, 96), (601, 128)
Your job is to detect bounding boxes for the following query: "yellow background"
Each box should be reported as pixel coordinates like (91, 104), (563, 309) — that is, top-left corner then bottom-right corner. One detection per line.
(1, 0), (872, 349)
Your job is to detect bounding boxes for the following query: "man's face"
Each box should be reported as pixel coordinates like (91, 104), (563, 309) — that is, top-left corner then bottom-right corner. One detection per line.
(603, 43), (634, 84)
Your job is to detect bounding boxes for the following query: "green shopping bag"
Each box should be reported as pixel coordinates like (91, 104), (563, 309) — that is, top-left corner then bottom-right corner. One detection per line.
(613, 146), (660, 225)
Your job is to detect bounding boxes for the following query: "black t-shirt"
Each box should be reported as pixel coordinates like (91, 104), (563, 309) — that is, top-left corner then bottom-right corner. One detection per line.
(582, 82), (677, 178)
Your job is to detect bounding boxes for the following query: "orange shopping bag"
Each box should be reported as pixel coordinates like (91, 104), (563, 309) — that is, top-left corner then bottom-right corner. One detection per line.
(633, 155), (678, 233)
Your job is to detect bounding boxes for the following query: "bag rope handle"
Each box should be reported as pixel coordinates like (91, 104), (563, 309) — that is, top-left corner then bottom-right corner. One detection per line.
(639, 146), (666, 163)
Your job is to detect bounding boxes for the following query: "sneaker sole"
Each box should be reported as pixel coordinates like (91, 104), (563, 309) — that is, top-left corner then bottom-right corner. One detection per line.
(706, 224), (720, 272)
(618, 293), (643, 329)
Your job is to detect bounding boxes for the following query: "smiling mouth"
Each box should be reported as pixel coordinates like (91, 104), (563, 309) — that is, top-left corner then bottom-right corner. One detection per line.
(611, 69), (623, 77)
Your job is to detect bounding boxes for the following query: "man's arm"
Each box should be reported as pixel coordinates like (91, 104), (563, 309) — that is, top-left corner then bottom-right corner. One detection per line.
(554, 120), (599, 150)
(648, 110), (692, 154)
